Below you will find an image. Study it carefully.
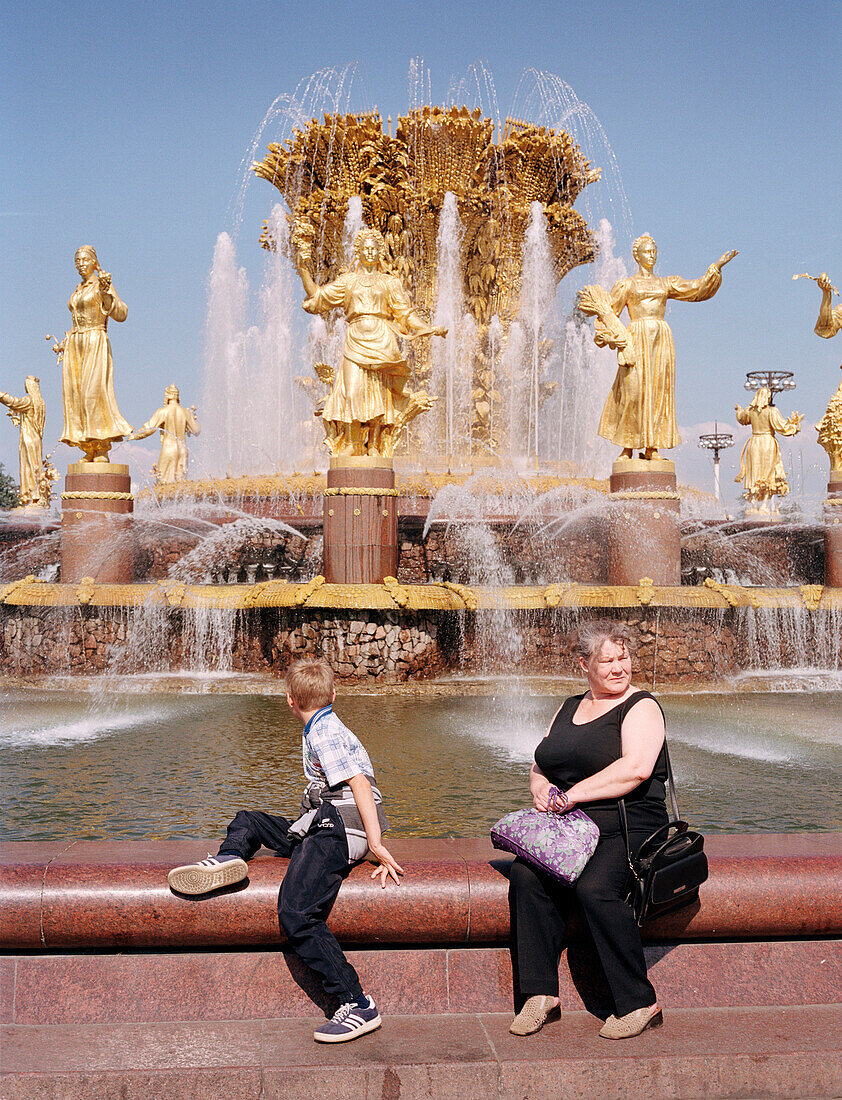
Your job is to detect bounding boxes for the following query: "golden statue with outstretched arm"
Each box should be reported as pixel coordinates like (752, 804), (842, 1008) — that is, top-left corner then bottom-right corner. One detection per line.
(580, 236), (737, 462)
(794, 271), (842, 339)
(130, 385), (200, 484)
(794, 271), (842, 472)
(0, 376), (46, 506)
(294, 225), (446, 457)
(734, 388), (803, 515)
(55, 246), (133, 463)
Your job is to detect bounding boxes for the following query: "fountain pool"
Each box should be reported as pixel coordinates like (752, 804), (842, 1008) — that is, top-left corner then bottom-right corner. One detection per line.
(3, 680), (840, 841)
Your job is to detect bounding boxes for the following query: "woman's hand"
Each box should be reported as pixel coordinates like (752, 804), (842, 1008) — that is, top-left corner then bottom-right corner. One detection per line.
(715, 250), (739, 270)
(530, 764), (552, 812)
(547, 786), (572, 814)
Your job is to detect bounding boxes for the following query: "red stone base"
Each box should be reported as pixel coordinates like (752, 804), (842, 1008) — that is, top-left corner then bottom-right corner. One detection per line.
(323, 458), (398, 584)
(607, 461), (681, 586)
(60, 462), (134, 584)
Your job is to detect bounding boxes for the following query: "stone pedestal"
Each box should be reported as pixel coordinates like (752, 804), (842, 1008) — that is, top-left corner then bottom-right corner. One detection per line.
(824, 471), (842, 588)
(60, 462), (134, 584)
(606, 458), (681, 586)
(323, 457), (398, 584)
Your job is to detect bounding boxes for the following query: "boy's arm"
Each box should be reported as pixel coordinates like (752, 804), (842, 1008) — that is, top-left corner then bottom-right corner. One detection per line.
(347, 773), (405, 888)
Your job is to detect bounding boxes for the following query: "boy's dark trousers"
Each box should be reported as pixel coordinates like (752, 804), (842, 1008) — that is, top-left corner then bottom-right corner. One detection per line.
(219, 803), (364, 1005)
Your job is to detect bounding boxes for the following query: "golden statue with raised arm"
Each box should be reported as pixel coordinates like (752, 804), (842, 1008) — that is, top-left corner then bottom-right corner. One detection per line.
(580, 236), (737, 462)
(0, 376), (46, 507)
(55, 246), (133, 463)
(734, 387), (803, 516)
(130, 384), (200, 484)
(793, 271), (842, 473)
(294, 225), (446, 458)
(793, 271), (842, 339)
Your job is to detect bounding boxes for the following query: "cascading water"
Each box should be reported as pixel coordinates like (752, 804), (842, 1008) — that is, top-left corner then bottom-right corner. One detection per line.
(341, 196), (366, 265)
(426, 192), (471, 467)
(200, 234), (248, 477)
(520, 202), (557, 465)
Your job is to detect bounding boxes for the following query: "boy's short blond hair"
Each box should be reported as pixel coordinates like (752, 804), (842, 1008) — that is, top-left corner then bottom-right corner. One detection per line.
(285, 656), (335, 710)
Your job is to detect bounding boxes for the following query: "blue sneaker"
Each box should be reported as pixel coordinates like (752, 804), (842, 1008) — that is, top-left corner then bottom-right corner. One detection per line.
(313, 995), (382, 1043)
(167, 853), (247, 895)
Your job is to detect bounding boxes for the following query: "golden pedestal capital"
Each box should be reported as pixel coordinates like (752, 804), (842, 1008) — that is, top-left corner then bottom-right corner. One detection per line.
(68, 461), (130, 477)
(329, 456), (394, 471)
(610, 457), (675, 476)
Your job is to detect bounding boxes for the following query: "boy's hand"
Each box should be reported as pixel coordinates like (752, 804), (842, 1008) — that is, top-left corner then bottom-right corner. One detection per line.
(368, 841), (404, 888)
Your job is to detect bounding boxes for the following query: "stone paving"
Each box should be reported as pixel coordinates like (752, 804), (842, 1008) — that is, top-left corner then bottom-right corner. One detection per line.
(3, 1006), (841, 1098)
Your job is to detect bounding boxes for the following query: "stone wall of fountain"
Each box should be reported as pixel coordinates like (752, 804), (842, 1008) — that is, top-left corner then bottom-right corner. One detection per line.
(3, 597), (840, 683)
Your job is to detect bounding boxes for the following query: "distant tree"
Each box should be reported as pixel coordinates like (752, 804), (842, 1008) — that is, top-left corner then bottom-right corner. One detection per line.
(0, 462), (20, 508)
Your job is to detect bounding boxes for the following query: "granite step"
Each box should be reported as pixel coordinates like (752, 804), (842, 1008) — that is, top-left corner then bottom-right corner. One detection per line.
(2, 1005), (841, 1099)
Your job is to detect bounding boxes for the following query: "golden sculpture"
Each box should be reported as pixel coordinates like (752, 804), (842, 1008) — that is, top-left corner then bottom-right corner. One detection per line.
(815, 373), (842, 472)
(294, 225), (445, 457)
(0, 376), (47, 507)
(130, 385), (200, 484)
(55, 246), (133, 463)
(255, 107), (601, 454)
(734, 387), (803, 515)
(580, 236), (737, 461)
(793, 272), (841, 339)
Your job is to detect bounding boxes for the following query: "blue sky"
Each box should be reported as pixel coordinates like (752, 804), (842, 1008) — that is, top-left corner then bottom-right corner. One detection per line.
(1, 0), (840, 501)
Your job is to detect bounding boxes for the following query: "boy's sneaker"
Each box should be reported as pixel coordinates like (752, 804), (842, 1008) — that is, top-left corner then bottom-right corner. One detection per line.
(313, 995), (382, 1043)
(167, 853), (248, 895)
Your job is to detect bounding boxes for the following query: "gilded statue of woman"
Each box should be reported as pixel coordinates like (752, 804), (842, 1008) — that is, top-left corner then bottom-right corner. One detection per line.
(587, 236), (737, 461)
(0, 376), (46, 506)
(294, 226), (445, 457)
(814, 272), (842, 339)
(56, 246), (133, 462)
(130, 384), (200, 484)
(734, 388), (803, 514)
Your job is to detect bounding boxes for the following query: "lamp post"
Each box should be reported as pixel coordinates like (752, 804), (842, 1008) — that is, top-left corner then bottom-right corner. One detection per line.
(743, 370), (796, 405)
(698, 423), (735, 501)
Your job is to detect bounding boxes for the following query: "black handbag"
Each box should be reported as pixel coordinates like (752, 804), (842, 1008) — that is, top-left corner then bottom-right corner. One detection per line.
(619, 741), (708, 926)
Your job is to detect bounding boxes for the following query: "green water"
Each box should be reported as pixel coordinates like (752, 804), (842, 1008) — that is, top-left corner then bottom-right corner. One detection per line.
(2, 680), (840, 840)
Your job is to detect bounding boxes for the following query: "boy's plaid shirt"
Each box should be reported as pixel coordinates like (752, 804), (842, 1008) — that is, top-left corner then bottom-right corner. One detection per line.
(302, 704), (376, 790)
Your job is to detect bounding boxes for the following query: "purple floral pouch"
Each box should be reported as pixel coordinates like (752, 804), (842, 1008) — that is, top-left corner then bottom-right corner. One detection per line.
(491, 803), (600, 884)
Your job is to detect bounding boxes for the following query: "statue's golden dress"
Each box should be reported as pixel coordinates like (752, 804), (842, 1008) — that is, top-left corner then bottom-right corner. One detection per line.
(597, 266), (723, 451)
(303, 270), (418, 427)
(60, 280), (132, 449)
(0, 391), (43, 504)
(735, 404), (800, 500)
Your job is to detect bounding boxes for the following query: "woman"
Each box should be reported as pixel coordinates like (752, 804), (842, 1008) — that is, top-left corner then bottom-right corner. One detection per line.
(0, 376), (46, 506)
(58, 246), (133, 463)
(596, 236), (737, 460)
(734, 388), (803, 513)
(508, 621), (668, 1040)
(295, 227), (445, 456)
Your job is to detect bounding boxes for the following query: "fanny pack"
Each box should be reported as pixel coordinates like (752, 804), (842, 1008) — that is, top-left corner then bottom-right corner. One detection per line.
(299, 777), (390, 837)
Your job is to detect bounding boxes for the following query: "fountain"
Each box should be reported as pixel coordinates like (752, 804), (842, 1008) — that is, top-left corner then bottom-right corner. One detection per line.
(0, 71), (839, 688)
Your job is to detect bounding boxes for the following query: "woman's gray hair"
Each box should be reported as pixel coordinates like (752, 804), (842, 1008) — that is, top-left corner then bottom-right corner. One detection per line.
(577, 620), (633, 660)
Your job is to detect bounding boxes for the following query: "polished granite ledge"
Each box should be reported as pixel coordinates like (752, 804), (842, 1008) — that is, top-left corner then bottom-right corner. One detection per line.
(2, 834), (841, 951)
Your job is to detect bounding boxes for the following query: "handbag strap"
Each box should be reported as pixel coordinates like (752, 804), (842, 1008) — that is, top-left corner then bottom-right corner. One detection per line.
(619, 736), (680, 874)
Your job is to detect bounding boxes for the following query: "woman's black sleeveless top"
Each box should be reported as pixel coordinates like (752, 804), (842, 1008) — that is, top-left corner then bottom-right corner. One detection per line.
(534, 690), (669, 836)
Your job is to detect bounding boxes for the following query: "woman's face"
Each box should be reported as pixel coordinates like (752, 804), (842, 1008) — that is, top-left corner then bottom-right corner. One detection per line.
(360, 237), (380, 267)
(581, 639), (632, 696)
(635, 239), (657, 268)
(75, 250), (96, 278)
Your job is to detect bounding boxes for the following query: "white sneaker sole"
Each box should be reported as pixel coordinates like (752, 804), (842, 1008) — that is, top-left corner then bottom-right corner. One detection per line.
(313, 1014), (382, 1043)
(167, 858), (248, 895)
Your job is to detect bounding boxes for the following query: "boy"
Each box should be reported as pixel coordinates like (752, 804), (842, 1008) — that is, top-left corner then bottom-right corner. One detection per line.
(167, 656), (404, 1043)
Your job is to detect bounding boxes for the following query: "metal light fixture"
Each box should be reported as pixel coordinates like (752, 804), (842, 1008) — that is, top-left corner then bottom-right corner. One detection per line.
(698, 423), (735, 501)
